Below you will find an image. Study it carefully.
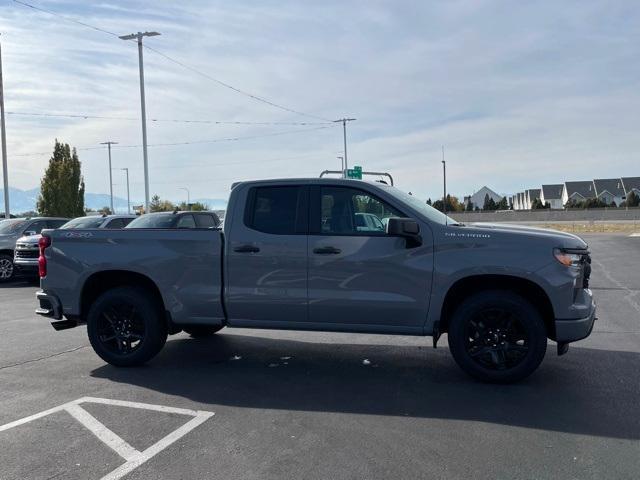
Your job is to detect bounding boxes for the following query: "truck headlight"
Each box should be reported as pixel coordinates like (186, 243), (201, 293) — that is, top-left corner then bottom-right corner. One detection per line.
(553, 248), (582, 267)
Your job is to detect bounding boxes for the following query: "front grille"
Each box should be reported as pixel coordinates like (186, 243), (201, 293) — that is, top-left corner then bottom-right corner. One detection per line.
(15, 250), (38, 259)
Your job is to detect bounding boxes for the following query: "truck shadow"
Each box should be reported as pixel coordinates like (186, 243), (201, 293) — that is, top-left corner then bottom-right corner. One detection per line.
(91, 332), (640, 440)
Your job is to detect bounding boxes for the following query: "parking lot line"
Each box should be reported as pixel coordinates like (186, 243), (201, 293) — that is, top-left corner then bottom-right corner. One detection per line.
(0, 397), (215, 480)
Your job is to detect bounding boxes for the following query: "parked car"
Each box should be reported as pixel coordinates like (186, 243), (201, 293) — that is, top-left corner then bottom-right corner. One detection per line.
(35, 178), (595, 383)
(125, 211), (220, 229)
(13, 215), (136, 276)
(0, 217), (68, 282)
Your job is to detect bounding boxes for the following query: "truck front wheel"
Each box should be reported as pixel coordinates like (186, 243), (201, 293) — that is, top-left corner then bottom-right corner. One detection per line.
(0, 254), (15, 282)
(447, 290), (547, 383)
(87, 286), (167, 367)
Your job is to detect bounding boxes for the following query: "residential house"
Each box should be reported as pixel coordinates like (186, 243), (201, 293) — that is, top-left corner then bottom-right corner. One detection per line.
(621, 177), (640, 201)
(593, 178), (625, 206)
(562, 181), (596, 206)
(467, 186), (503, 210)
(540, 184), (564, 209)
(526, 189), (541, 209)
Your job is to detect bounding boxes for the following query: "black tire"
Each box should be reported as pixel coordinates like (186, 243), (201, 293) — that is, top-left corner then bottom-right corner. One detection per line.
(447, 290), (547, 383)
(87, 286), (167, 367)
(183, 325), (223, 337)
(0, 254), (15, 283)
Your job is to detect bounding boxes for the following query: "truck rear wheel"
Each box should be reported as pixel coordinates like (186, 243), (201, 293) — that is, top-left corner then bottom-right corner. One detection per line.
(183, 325), (223, 337)
(87, 286), (167, 367)
(447, 290), (547, 383)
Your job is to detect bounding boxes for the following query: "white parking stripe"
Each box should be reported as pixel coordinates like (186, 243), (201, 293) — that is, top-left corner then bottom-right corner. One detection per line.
(65, 403), (141, 461)
(79, 396), (201, 416)
(0, 397), (215, 480)
(100, 411), (214, 480)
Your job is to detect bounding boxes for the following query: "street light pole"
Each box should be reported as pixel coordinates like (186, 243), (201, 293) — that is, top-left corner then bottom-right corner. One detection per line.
(120, 168), (130, 214)
(337, 156), (344, 173)
(441, 145), (447, 215)
(119, 31), (160, 213)
(179, 187), (190, 209)
(100, 141), (118, 213)
(0, 38), (9, 218)
(333, 118), (356, 177)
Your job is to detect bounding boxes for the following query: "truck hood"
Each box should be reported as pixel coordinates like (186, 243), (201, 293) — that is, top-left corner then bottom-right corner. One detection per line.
(465, 222), (588, 249)
(15, 234), (42, 245)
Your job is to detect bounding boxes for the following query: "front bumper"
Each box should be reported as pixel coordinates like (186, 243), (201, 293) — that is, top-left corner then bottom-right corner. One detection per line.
(14, 258), (38, 272)
(555, 300), (597, 343)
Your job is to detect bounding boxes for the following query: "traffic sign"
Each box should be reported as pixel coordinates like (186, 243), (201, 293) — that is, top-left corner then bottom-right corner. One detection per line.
(347, 165), (362, 179)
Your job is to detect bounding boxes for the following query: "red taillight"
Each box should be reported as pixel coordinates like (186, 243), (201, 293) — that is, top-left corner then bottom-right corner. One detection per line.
(38, 236), (51, 278)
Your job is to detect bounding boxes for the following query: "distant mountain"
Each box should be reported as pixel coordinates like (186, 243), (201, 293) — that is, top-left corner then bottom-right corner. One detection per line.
(0, 187), (227, 215)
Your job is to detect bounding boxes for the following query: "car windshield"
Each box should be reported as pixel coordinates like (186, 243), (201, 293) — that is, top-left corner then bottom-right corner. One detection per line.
(60, 217), (105, 229)
(0, 219), (27, 234)
(381, 185), (459, 225)
(125, 213), (176, 228)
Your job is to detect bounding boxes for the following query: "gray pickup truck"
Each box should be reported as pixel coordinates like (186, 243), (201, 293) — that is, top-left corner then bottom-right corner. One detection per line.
(35, 178), (596, 383)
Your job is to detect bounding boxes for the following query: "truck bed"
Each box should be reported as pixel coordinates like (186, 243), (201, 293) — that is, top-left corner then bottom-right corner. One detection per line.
(42, 228), (225, 326)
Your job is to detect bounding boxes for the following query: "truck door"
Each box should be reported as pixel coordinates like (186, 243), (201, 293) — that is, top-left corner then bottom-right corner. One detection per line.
(307, 185), (433, 332)
(225, 185), (309, 326)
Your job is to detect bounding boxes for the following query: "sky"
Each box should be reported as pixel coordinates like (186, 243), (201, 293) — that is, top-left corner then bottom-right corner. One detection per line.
(0, 0), (639, 205)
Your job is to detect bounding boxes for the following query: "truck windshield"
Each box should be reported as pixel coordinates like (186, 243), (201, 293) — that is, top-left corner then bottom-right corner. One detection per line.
(125, 213), (176, 229)
(0, 219), (27, 234)
(60, 217), (105, 229)
(381, 186), (459, 225)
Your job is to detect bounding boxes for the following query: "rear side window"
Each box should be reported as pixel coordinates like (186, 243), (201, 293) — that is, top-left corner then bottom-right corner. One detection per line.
(195, 214), (217, 228)
(176, 214), (196, 229)
(47, 220), (68, 229)
(105, 218), (125, 229)
(245, 186), (304, 235)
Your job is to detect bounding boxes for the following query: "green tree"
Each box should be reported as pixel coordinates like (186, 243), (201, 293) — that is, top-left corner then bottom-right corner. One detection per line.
(433, 195), (464, 213)
(37, 140), (85, 217)
(483, 194), (497, 211)
(531, 198), (550, 209)
(625, 191), (639, 207)
(149, 195), (175, 212)
(496, 197), (509, 210)
(426, 198), (432, 206)
(177, 201), (208, 211)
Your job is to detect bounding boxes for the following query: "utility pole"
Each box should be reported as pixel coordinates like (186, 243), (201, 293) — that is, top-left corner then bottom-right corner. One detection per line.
(100, 141), (117, 212)
(119, 31), (160, 213)
(442, 145), (447, 215)
(333, 118), (356, 177)
(120, 168), (130, 214)
(0, 37), (9, 218)
(179, 187), (190, 209)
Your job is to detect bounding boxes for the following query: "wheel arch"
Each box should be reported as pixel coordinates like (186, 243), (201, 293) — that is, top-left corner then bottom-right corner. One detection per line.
(80, 270), (168, 325)
(439, 274), (555, 339)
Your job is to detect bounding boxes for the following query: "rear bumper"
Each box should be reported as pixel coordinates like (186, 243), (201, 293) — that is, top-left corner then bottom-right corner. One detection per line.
(555, 302), (597, 343)
(35, 290), (63, 320)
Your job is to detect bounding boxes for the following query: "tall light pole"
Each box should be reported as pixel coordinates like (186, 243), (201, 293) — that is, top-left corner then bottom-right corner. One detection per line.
(100, 141), (117, 212)
(441, 145), (447, 215)
(337, 156), (344, 174)
(120, 168), (130, 214)
(333, 118), (356, 177)
(0, 37), (9, 218)
(119, 31), (161, 213)
(179, 187), (190, 209)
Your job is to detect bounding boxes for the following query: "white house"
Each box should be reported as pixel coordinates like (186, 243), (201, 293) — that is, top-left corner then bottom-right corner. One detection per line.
(525, 189), (541, 208)
(593, 178), (625, 206)
(540, 184), (564, 209)
(467, 186), (503, 210)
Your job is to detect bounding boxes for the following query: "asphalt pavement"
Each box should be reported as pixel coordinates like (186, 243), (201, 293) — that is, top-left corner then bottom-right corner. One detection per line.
(0, 233), (638, 479)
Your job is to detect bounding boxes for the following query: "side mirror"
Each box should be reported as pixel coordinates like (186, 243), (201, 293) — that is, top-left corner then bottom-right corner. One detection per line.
(386, 217), (422, 248)
(24, 230), (37, 237)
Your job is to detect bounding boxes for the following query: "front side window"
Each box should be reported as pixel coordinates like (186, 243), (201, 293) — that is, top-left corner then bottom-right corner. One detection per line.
(60, 217), (104, 229)
(105, 218), (125, 229)
(318, 187), (403, 235)
(246, 186), (300, 235)
(47, 220), (68, 229)
(195, 214), (217, 228)
(24, 220), (47, 235)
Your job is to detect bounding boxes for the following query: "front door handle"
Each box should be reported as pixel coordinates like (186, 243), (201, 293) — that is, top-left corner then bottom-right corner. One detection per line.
(313, 246), (341, 255)
(234, 245), (260, 253)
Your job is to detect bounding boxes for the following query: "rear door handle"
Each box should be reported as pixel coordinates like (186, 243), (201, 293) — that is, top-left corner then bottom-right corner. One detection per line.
(234, 245), (260, 253)
(313, 246), (341, 255)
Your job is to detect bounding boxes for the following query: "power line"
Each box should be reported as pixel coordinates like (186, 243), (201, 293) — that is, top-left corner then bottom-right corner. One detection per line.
(12, 0), (332, 122)
(6, 111), (331, 125)
(12, 124), (335, 157)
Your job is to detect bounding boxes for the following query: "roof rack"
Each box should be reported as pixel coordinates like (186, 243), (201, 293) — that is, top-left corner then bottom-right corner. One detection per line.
(319, 170), (394, 186)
